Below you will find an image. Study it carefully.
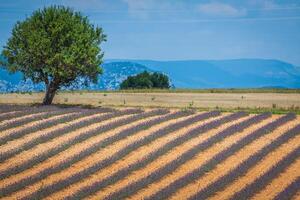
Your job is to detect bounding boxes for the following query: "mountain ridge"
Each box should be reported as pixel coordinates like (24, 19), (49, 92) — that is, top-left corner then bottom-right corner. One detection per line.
(1, 58), (300, 92)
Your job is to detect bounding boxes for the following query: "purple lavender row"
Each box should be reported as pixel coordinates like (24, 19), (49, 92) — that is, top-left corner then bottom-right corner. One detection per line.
(104, 111), (249, 200)
(0, 105), (29, 114)
(0, 109), (171, 197)
(66, 111), (247, 200)
(274, 176), (300, 200)
(189, 123), (300, 200)
(0, 108), (137, 162)
(20, 111), (211, 200)
(147, 113), (295, 200)
(0, 107), (115, 147)
(0, 108), (144, 179)
(0, 105), (60, 122)
(0, 108), (80, 137)
(230, 141), (300, 199)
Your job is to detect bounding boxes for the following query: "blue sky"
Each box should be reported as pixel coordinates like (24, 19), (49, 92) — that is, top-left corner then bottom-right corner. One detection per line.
(1, 0), (300, 65)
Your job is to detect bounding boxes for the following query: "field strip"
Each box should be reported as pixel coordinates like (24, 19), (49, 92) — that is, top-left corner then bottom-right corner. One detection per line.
(0, 109), (117, 160)
(0, 111), (53, 128)
(0, 110), (21, 117)
(14, 111), (217, 200)
(79, 113), (249, 200)
(177, 120), (300, 200)
(121, 113), (274, 200)
(0, 109), (154, 174)
(274, 176), (300, 200)
(296, 192), (300, 200)
(230, 146), (300, 199)
(0, 110), (176, 198)
(0, 107), (80, 133)
(252, 158), (300, 200)
(0, 106), (59, 124)
(8, 111), (194, 199)
(0, 111), (112, 155)
(96, 112), (258, 200)
(0, 111), (77, 143)
(145, 113), (295, 200)
(0, 105), (29, 113)
(0, 112), (120, 163)
(46, 113), (228, 199)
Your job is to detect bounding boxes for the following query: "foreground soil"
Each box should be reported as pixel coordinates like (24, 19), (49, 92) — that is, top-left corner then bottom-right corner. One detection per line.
(0, 105), (299, 199)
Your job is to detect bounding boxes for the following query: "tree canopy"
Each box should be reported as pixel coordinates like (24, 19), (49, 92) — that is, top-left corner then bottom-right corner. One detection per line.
(120, 71), (170, 89)
(1, 6), (106, 104)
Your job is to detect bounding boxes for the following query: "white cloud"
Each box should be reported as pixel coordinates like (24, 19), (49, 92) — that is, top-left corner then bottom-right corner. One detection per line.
(197, 2), (247, 17)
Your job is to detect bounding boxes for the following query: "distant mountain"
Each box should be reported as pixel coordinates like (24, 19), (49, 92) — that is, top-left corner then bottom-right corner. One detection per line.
(107, 59), (300, 88)
(0, 58), (300, 92)
(98, 62), (154, 90)
(0, 61), (154, 92)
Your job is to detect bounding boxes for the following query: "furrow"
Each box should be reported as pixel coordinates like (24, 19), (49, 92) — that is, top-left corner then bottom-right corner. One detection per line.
(252, 158), (300, 200)
(187, 121), (300, 200)
(125, 113), (273, 200)
(0, 111), (21, 118)
(0, 109), (79, 144)
(0, 109), (172, 198)
(230, 145), (300, 199)
(0, 108), (143, 177)
(143, 113), (295, 200)
(80, 114), (250, 200)
(102, 111), (251, 200)
(48, 113), (227, 199)
(17, 111), (213, 200)
(0, 105), (25, 113)
(0, 105), (59, 123)
(0, 109), (77, 134)
(0, 109), (117, 161)
(273, 176), (300, 200)
(144, 115), (295, 199)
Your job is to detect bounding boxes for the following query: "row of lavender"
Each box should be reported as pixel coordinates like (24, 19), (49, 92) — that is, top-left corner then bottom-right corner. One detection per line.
(0, 105), (299, 199)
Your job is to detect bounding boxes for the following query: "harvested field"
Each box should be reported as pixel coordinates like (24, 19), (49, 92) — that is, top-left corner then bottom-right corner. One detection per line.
(1, 92), (300, 113)
(0, 105), (299, 200)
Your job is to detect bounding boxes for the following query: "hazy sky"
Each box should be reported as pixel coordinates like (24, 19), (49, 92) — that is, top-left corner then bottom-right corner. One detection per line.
(1, 0), (300, 65)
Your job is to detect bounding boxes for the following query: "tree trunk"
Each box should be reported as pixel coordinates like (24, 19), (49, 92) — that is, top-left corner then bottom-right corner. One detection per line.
(42, 82), (58, 105)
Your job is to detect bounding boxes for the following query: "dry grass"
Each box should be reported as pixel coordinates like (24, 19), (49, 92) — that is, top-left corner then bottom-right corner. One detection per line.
(1, 92), (300, 110)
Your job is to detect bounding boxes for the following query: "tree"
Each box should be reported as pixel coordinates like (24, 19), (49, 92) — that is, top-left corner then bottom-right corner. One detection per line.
(120, 71), (170, 89)
(1, 6), (106, 105)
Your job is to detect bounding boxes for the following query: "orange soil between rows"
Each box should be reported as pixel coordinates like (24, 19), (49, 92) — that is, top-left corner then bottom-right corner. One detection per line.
(0, 111), (167, 187)
(84, 114), (252, 200)
(179, 118), (300, 200)
(0, 112), (77, 148)
(0, 112), (128, 169)
(0, 112), (111, 154)
(0, 111), (52, 135)
(5, 111), (196, 199)
(184, 126), (299, 199)
(251, 158), (300, 200)
(124, 115), (279, 200)
(45, 114), (230, 199)
(0, 110), (21, 117)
